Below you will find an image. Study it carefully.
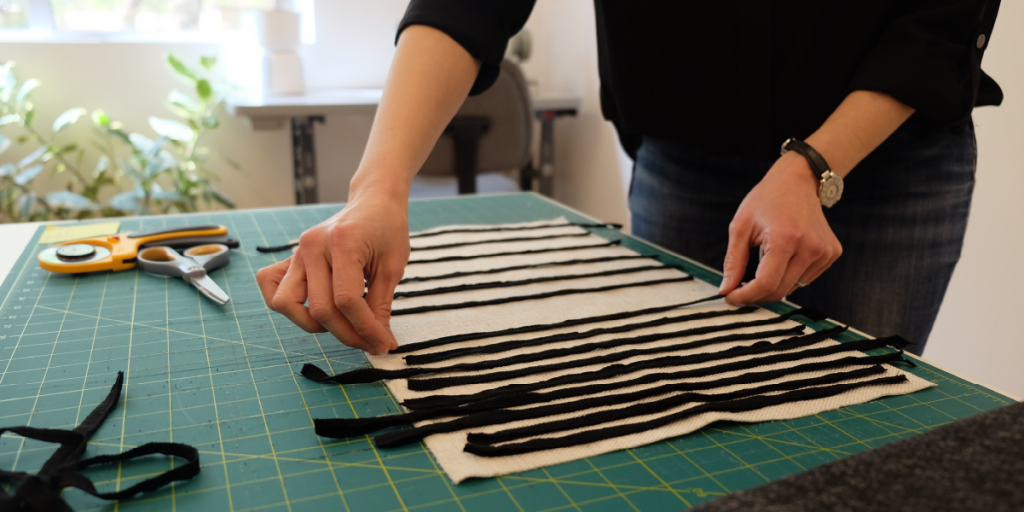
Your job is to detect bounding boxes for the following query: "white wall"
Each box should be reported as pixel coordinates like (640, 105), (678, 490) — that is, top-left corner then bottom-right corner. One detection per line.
(926, 1), (1024, 399)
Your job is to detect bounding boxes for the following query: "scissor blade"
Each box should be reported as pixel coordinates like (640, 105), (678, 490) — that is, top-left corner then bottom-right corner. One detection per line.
(189, 275), (230, 305)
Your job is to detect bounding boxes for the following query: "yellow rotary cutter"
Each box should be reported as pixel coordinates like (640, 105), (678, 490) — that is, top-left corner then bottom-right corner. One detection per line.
(38, 225), (229, 274)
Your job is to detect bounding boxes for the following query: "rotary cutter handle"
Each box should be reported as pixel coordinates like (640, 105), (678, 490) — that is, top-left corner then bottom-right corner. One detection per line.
(137, 244), (231, 305)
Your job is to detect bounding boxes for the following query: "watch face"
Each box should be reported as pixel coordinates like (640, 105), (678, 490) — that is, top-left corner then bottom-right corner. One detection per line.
(819, 176), (844, 208)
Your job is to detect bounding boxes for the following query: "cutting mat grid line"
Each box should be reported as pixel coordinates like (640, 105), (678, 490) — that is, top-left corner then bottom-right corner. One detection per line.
(0, 193), (1014, 512)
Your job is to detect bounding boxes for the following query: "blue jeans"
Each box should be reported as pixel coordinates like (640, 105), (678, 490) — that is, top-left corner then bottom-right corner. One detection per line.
(629, 126), (977, 355)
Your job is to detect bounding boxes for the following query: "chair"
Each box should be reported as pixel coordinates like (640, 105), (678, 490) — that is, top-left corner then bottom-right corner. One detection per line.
(412, 59), (533, 197)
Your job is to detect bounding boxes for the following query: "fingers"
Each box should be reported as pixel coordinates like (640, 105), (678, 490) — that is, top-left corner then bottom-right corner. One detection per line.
(719, 219), (752, 295)
(270, 254), (328, 334)
(364, 265), (404, 352)
(786, 238), (842, 296)
(300, 233), (383, 354)
(329, 239), (399, 354)
(256, 258), (289, 308)
(726, 239), (795, 305)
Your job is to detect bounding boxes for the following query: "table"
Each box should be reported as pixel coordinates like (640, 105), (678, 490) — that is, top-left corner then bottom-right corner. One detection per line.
(227, 90), (581, 203)
(0, 193), (1015, 511)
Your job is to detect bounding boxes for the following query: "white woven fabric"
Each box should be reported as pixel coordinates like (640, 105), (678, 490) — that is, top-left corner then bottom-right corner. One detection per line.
(365, 219), (934, 483)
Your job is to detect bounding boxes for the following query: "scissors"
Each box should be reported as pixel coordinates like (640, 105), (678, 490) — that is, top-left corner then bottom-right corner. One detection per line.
(38, 225), (229, 274)
(137, 244), (231, 305)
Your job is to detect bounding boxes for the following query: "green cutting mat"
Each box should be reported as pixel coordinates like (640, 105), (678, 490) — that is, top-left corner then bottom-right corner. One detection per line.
(0, 193), (1015, 512)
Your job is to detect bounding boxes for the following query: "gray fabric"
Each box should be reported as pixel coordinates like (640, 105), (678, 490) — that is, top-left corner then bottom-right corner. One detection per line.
(693, 401), (1024, 512)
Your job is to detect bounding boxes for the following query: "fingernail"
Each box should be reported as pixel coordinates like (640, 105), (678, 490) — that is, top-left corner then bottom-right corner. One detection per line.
(718, 278), (727, 293)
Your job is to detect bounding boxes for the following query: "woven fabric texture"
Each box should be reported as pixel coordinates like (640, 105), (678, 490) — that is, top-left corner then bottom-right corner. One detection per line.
(358, 219), (935, 483)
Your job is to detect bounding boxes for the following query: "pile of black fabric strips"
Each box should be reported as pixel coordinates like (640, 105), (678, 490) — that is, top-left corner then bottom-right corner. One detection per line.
(0, 372), (200, 512)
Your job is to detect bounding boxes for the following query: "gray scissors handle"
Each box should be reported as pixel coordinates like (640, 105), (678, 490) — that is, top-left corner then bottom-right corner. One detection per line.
(182, 244), (230, 271)
(138, 245), (231, 305)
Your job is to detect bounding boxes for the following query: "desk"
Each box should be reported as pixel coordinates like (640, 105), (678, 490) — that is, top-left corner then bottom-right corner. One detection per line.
(0, 193), (1015, 511)
(227, 90), (580, 203)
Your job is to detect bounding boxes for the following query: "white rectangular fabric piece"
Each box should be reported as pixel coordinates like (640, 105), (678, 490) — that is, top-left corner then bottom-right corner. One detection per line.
(356, 218), (935, 484)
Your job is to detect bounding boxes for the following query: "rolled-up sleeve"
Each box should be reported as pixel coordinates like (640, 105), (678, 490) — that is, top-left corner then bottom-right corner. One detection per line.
(847, 0), (1002, 125)
(397, 0), (536, 95)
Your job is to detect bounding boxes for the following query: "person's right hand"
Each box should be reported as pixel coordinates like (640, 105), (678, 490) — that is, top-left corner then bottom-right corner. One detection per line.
(256, 190), (409, 354)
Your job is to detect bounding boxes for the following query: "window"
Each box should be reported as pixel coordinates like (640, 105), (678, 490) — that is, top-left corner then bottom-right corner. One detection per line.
(0, 0), (29, 28)
(51, 0), (274, 32)
(1, 0), (314, 42)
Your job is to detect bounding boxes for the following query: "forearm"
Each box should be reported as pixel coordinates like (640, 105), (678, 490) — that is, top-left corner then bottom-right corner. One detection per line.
(349, 25), (481, 201)
(774, 90), (915, 195)
(808, 91), (915, 176)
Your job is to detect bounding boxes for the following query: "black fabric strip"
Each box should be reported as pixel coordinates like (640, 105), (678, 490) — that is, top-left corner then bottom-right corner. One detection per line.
(0, 371), (201, 512)
(391, 301), (760, 357)
(308, 308), (809, 385)
(256, 242), (298, 253)
(312, 353), (908, 439)
(394, 264), (681, 299)
(464, 367), (888, 446)
(302, 322), (800, 386)
(391, 276), (697, 316)
(399, 255), (656, 284)
(406, 325), (808, 391)
(463, 376), (909, 457)
(373, 366), (890, 448)
(257, 232), (592, 254)
(406, 240), (622, 265)
(412, 232), (591, 251)
(75, 443), (200, 500)
(408, 222), (620, 239)
(406, 306), (806, 365)
(400, 327), (882, 409)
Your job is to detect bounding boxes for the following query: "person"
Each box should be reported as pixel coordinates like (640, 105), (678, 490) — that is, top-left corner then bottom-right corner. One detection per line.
(256, 1), (1002, 356)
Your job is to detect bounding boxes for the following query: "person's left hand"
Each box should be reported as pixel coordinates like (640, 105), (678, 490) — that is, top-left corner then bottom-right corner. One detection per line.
(718, 151), (843, 304)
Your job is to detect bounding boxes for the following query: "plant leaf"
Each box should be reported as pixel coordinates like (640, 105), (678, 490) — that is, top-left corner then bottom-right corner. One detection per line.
(52, 107), (87, 133)
(0, 132), (9, 155)
(167, 54), (199, 82)
(14, 163), (44, 185)
(17, 191), (36, 219)
(148, 117), (193, 141)
(94, 155), (110, 177)
(200, 56), (217, 70)
(150, 182), (183, 201)
(92, 109), (110, 127)
(0, 114), (19, 126)
(106, 127), (131, 145)
(23, 109), (34, 127)
(45, 190), (95, 210)
(0, 163), (16, 176)
(18, 145), (48, 169)
(211, 188), (235, 209)
(146, 136), (168, 159)
(15, 78), (39, 108)
(118, 157), (143, 181)
(196, 79), (212, 101)
(128, 132), (155, 154)
(110, 190), (141, 212)
(0, 63), (16, 103)
(167, 89), (200, 117)
(202, 116), (219, 128)
(144, 158), (162, 178)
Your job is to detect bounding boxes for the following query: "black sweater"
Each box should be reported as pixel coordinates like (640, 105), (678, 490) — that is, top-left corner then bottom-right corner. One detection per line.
(398, 0), (1002, 160)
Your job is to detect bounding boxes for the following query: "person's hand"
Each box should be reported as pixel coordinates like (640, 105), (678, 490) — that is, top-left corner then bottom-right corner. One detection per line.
(718, 151), (842, 304)
(256, 190), (409, 354)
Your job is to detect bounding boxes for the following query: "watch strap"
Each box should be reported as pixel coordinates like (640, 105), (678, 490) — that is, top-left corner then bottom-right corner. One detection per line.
(782, 138), (831, 178)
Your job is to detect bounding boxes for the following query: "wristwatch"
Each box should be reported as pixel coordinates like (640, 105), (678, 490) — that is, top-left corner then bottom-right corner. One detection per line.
(780, 138), (844, 208)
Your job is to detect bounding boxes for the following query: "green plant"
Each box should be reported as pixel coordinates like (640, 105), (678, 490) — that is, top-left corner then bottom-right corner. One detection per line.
(0, 54), (236, 223)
